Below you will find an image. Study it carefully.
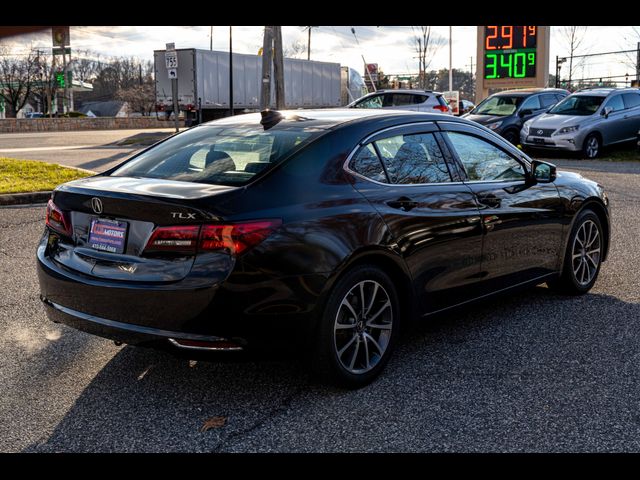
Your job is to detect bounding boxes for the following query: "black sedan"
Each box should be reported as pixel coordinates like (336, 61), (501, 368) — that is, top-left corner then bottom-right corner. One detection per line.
(37, 109), (610, 388)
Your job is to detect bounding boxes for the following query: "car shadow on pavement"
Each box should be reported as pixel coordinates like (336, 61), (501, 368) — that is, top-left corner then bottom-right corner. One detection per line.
(22, 286), (640, 453)
(75, 149), (138, 173)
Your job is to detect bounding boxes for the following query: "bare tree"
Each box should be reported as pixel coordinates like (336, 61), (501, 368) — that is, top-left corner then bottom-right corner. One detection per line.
(560, 26), (589, 89)
(115, 84), (155, 116)
(30, 52), (58, 116)
(284, 40), (306, 59)
(0, 53), (37, 117)
(411, 27), (446, 90)
(620, 26), (640, 73)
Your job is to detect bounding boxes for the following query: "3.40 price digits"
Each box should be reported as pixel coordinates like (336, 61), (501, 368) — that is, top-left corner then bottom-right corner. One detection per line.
(485, 52), (536, 79)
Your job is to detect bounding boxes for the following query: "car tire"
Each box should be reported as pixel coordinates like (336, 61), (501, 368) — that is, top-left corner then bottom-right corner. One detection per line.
(547, 209), (603, 295)
(311, 264), (400, 388)
(582, 133), (601, 159)
(502, 129), (519, 145)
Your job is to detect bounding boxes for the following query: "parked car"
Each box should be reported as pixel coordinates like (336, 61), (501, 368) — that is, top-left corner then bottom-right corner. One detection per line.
(37, 108), (610, 387)
(348, 89), (452, 114)
(521, 88), (640, 158)
(24, 112), (44, 118)
(457, 99), (475, 116)
(463, 88), (569, 144)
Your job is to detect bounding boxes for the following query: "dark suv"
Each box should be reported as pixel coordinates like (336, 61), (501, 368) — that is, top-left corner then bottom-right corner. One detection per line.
(463, 88), (569, 144)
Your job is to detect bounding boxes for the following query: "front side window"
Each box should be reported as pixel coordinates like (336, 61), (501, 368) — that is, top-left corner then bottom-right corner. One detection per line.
(373, 133), (451, 184)
(540, 94), (559, 108)
(111, 125), (317, 186)
(446, 132), (525, 182)
(355, 95), (384, 109)
(549, 95), (605, 116)
(603, 95), (625, 112)
(519, 95), (541, 111)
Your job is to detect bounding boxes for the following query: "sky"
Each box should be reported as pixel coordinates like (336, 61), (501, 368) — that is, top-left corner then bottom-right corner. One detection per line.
(3, 26), (640, 82)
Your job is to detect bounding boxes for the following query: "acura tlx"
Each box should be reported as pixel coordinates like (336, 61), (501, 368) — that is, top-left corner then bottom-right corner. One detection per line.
(37, 109), (610, 387)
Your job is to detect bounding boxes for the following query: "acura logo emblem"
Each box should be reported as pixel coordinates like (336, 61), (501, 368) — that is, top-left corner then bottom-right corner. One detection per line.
(537, 129), (544, 135)
(91, 197), (103, 214)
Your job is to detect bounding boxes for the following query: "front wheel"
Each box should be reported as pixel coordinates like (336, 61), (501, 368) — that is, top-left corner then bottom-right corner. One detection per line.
(311, 265), (399, 388)
(547, 209), (603, 295)
(502, 129), (519, 145)
(582, 133), (601, 159)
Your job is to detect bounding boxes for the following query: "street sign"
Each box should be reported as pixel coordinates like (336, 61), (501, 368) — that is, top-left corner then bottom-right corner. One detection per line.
(52, 26), (70, 47)
(52, 47), (71, 56)
(168, 68), (177, 79)
(165, 51), (178, 69)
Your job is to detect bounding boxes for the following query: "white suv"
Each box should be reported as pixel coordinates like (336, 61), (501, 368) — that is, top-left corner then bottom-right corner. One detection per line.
(348, 89), (452, 114)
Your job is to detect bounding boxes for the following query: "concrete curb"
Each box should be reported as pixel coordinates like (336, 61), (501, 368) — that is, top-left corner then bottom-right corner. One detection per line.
(0, 191), (52, 206)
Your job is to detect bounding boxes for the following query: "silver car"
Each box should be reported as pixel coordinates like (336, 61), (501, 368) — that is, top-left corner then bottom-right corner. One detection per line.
(348, 89), (452, 115)
(520, 87), (640, 158)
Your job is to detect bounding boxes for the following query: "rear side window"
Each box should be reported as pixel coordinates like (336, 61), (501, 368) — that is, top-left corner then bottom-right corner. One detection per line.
(374, 133), (451, 184)
(622, 93), (640, 109)
(111, 125), (317, 186)
(349, 144), (387, 183)
(386, 94), (417, 106)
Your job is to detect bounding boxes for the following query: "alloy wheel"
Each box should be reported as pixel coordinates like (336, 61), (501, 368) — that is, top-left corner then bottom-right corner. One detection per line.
(571, 219), (601, 286)
(333, 280), (393, 375)
(585, 136), (599, 158)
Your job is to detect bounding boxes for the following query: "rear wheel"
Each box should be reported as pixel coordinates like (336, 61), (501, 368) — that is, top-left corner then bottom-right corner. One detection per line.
(547, 209), (603, 295)
(582, 133), (601, 159)
(311, 265), (399, 388)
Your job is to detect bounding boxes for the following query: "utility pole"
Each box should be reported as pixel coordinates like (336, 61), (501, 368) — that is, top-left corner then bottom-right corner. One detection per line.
(229, 26), (234, 116)
(304, 26), (318, 60)
(636, 42), (639, 82)
(139, 63), (143, 86)
(62, 49), (68, 114)
(273, 26), (285, 109)
(448, 26), (453, 93)
(260, 26), (274, 110)
(210, 26), (213, 51)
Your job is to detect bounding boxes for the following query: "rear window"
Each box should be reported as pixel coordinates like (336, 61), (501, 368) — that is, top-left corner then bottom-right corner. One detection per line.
(111, 125), (319, 186)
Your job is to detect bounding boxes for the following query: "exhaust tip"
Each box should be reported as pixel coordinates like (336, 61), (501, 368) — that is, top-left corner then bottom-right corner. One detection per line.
(169, 338), (243, 352)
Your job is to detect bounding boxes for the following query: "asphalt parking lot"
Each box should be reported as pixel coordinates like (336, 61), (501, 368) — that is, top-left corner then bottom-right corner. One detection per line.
(1, 158), (639, 452)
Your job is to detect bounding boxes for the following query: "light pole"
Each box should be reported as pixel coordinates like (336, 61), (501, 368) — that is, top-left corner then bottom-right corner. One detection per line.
(448, 26), (453, 93)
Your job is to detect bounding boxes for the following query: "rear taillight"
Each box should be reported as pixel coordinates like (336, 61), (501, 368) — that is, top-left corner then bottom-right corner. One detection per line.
(45, 199), (72, 237)
(143, 219), (281, 256)
(144, 225), (200, 253)
(199, 219), (282, 255)
(432, 105), (450, 113)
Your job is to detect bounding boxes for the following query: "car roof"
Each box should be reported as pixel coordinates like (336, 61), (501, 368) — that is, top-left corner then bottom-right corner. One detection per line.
(491, 88), (568, 97)
(202, 108), (455, 131)
(361, 89), (441, 96)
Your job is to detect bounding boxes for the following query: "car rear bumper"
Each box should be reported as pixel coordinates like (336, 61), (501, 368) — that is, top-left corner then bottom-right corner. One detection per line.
(41, 297), (245, 349)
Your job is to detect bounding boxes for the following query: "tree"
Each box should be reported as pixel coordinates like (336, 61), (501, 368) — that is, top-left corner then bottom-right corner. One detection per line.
(560, 26), (589, 89)
(284, 40), (306, 59)
(411, 26), (446, 90)
(115, 84), (155, 116)
(30, 52), (58, 116)
(0, 53), (37, 117)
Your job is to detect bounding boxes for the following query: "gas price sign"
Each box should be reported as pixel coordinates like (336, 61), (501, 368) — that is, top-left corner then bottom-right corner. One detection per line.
(483, 26), (537, 80)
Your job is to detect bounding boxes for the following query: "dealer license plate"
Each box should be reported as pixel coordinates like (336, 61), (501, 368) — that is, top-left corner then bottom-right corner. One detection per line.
(88, 218), (128, 254)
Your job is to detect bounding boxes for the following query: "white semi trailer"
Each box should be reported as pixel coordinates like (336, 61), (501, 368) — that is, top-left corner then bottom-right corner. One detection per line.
(154, 48), (366, 123)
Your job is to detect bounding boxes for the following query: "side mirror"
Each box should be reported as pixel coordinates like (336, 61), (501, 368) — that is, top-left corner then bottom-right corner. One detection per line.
(519, 109), (533, 118)
(602, 106), (613, 118)
(530, 159), (556, 184)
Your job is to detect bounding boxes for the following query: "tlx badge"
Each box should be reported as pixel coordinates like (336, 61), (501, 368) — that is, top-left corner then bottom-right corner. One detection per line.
(171, 212), (196, 219)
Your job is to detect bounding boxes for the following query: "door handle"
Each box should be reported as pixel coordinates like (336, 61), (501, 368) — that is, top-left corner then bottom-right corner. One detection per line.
(386, 196), (419, 211)
(476, 193), (501, 208)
